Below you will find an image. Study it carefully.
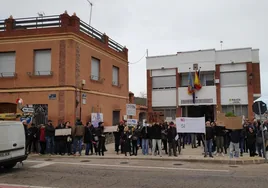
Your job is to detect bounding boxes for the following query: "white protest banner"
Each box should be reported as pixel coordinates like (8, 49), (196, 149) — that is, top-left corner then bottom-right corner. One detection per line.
(176, 117), (205, 133)
(126, 104), (136, 116)
(55, 128), (72, 136)
(104, 126), (118, 133)
(127, 119), (137, 125)
(91, 113), (103, 127)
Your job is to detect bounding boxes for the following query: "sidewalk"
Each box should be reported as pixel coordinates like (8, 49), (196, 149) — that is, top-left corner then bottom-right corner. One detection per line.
(29, 143), (266, 165)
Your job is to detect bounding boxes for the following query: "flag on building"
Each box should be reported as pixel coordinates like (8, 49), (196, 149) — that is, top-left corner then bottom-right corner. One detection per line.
(194, 69), (202, 90)
(187, 71), (194, 95)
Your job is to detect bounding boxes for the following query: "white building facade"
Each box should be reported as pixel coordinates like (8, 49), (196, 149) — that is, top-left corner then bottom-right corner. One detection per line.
(146, 48), (261, 122)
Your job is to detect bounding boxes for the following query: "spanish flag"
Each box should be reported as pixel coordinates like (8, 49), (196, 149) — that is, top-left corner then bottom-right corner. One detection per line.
(194, 70), (202, 90)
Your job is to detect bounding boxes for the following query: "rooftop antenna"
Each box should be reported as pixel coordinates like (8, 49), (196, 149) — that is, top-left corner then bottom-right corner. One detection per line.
(220, 41), (223, 50)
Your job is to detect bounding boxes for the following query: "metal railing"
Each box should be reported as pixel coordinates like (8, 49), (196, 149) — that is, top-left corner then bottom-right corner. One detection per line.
(108, 38), (124, 52)
(14, 15), (60, 29)
(0, 21), (5, 31)
(0, 15), (125, 54)
(80, 20), (103, 43)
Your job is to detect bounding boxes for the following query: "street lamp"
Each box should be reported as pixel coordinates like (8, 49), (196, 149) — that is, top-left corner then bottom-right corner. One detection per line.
(86, 0), (93, 26)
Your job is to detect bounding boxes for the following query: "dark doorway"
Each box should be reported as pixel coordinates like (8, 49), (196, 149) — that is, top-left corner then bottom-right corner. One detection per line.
(187, 105), (214, 121)
(139, 112), (146, 123)
(112, 111), (120, 126)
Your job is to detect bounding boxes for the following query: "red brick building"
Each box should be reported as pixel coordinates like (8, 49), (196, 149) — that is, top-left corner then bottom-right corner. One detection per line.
(0, 12), (129, 126)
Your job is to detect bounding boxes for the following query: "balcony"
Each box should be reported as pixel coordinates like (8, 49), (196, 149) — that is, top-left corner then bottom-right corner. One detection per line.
(178, 86), (217, 106)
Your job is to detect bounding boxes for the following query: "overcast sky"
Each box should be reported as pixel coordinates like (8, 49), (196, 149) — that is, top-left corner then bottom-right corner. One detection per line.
(1, 0), (268, 98)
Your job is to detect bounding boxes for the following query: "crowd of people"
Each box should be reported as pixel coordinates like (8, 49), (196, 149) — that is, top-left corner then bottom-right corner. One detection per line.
(22, 118), (268, 159)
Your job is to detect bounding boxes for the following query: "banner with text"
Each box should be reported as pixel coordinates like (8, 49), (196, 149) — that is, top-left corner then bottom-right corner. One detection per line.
(176, 117), (205, 133)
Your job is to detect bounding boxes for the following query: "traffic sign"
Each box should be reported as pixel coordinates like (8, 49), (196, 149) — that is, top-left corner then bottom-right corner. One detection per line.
(21, 107), (34, 113)
(20, 117), (32, 124)
(252, 101), (267, 115)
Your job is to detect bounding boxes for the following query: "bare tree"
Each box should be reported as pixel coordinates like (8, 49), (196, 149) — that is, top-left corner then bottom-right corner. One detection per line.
(139, 91), (147, 98)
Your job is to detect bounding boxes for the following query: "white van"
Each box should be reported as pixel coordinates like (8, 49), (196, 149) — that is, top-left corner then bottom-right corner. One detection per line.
(0, 121), (28, 169)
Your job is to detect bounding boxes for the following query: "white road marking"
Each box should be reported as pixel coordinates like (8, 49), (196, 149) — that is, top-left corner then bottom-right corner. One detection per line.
(26, 160), (230, 173)
(0, 183), (56, 188)
(29, 162), (55, 169)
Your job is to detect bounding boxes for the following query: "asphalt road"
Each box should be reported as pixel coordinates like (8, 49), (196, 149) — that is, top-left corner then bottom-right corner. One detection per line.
(0, 157), (267, 188)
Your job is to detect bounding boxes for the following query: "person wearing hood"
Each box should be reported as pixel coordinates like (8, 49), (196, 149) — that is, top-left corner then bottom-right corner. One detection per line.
(73, 119), (85, 156)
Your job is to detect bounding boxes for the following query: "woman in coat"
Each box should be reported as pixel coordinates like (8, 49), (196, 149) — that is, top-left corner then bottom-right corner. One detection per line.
(84, 122), (93, 155)
(247, 126), (256, 157)
(123, 126), (131, 156)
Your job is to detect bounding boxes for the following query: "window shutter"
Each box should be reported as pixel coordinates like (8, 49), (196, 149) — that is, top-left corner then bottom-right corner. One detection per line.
(0, 52), (16, 76)
(112, 66), (119, 85)
(91, 58), (100, 80)
(34, 50), (51, 75)
(152, 76), (176, 89)
(220, 72), (247, 87)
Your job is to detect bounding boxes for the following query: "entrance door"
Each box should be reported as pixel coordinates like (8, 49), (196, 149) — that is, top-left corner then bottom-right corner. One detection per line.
(187, 105), (214, 121)
(112, 111), (120, 126)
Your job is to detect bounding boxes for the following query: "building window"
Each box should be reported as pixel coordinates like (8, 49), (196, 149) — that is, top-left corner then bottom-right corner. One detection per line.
(91, 57), (100, 81)
(180, 74), (188, 87)
(222, 105), (248, 117)
(152, 76), (176, 89)
(112, 66), (119, 86)
(220, 72), (247, 87)
(153, 108), (176, 120)
(201, 72), (214, 86)
(0, 52), (16, 77)
(34, 49), (52, 75)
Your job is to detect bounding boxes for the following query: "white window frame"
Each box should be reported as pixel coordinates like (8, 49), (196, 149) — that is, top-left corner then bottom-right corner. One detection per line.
(201, 72), (214, 86)
(112, 66), (119, 86)
(91, 57), (100, 81)
(0, 52), (16, 77)
(34, 49), (52, 76)
(221, 105), (248, 117)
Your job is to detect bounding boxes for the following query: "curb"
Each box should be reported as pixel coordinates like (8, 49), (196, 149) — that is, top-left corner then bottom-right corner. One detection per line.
(28, 155), (266, 165)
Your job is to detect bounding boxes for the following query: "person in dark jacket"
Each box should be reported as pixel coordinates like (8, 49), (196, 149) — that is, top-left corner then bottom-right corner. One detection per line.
(131, 127), (139, 156)
(214, 122), (226, 156)
(84, 122), (93, 155)
(27, 123), (39, 154)
(96, 122), (105, 156)
(55, 123), (66, 155)
(45, 120), (55, 155)
(167, 122), (177, 157)
(229, 129), (241, 158)
(256, 124), (264, 157)
(122, 126), (131, 156)
(118, 121), (125, 154)
(141, 122), (149, 155)
(247, 126), (256, 157)
(161, 122), (168, 155)
(205, 121), (214, 158)
(151, 123), (162, 156)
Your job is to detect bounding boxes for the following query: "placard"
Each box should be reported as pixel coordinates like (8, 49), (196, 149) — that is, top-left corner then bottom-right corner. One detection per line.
(176, 117), (205, 133)
(216, 113), (243, 130)
(127, 119), (137, 125)
(104, 126), (118, 133)
(91, 113), (103, 127)
(55, 128), (72, 136)
(126, 104), (136, 116)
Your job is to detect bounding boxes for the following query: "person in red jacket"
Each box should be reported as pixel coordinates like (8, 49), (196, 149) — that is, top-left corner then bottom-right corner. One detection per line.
(39, 124), (46, 155)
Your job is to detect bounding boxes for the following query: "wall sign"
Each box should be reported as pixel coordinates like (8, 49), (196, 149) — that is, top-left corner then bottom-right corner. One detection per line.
(48, 94), (56, 100)
(229, 98), (241, 104)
